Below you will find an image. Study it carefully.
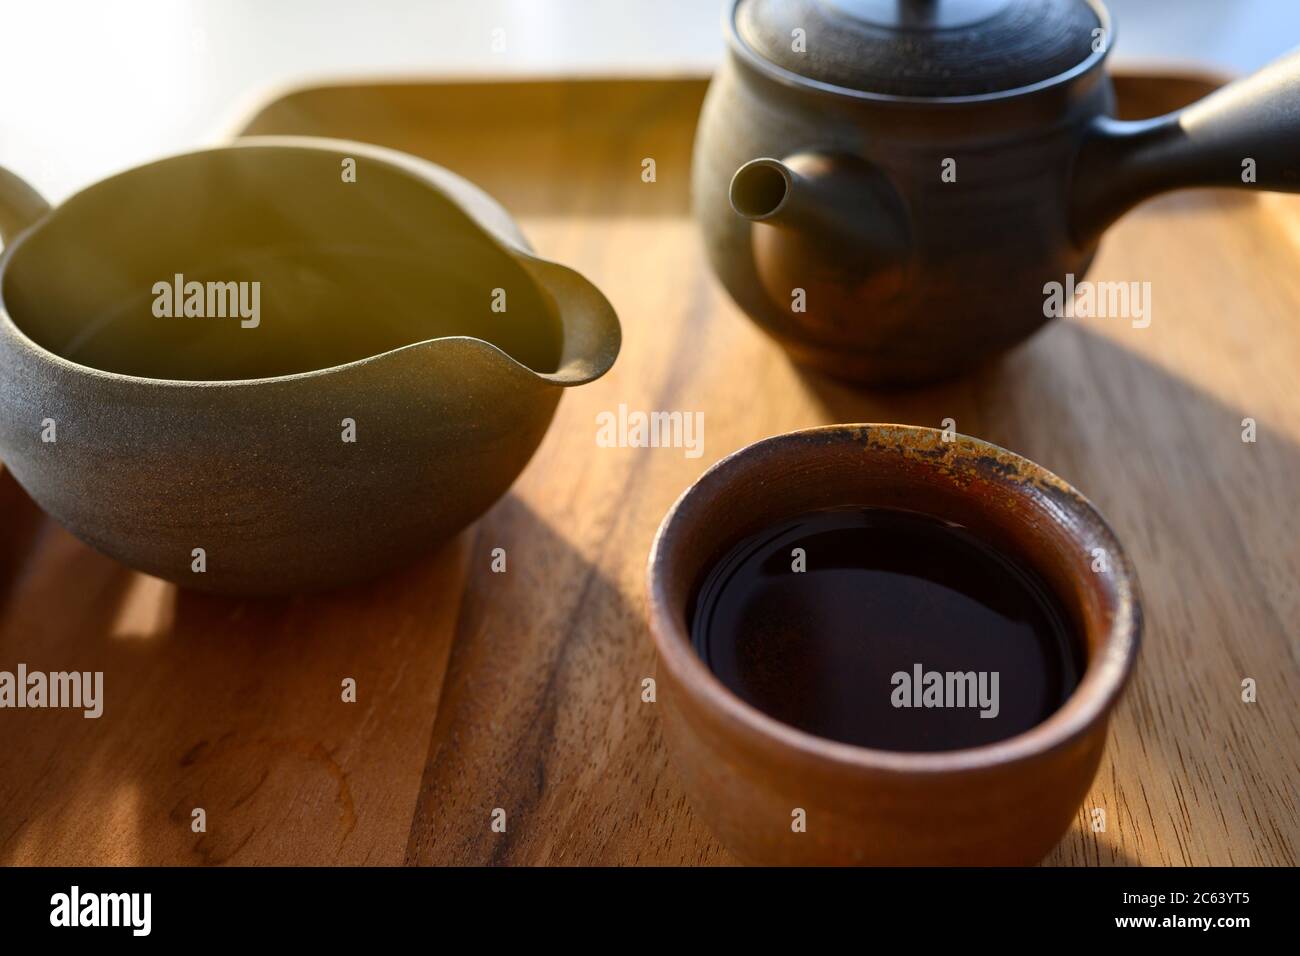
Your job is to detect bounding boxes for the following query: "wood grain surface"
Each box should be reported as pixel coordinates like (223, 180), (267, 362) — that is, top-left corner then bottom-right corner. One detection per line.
(1, 74), (1296, 866)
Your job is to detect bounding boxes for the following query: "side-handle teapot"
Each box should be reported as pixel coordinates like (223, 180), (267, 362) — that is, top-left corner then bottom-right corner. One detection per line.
(693, 0), (1300, 385)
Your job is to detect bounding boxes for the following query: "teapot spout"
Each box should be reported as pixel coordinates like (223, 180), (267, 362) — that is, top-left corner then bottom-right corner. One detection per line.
(729, 153), (912, 318)
(730, 157), (801, 223)
(729, 154), (910, 266)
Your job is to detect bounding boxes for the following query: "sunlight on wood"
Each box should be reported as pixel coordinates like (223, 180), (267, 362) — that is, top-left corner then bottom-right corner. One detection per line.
(110, 575), (177, 641)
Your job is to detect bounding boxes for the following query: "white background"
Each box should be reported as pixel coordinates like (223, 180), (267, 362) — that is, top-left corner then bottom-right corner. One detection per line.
(1, 0), (1298, 203)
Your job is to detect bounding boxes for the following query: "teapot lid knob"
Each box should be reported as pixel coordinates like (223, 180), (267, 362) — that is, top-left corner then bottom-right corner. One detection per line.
(831, 0), (1008, 31)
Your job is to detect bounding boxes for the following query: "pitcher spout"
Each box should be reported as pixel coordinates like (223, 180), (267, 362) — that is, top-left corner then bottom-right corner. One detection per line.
(514, 254), (621, 387)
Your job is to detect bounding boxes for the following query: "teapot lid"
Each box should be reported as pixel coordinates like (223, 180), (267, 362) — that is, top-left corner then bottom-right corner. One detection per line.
(733, 0), (1108, 100)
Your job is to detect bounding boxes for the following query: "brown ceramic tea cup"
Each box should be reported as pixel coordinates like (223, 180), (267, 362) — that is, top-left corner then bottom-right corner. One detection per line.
(647, 424), (1142, 865)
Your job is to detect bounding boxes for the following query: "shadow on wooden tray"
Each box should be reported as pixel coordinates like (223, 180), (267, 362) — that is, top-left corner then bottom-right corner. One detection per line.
(0, 504), (471, 864)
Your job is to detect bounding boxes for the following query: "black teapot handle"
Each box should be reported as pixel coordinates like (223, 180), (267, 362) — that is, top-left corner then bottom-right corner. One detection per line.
(1070, 48), (1300, 242)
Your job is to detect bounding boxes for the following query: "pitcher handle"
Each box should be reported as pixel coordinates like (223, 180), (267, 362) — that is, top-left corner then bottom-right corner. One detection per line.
(0, 165), (51, 247)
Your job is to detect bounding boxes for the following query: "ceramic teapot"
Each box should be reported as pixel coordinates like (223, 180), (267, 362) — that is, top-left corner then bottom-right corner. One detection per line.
(0, 138), (620, 594)
(693, 0), (1300, 385)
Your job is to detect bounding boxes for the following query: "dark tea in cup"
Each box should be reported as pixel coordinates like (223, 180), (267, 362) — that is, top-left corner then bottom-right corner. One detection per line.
(689, 506), (1083, 752)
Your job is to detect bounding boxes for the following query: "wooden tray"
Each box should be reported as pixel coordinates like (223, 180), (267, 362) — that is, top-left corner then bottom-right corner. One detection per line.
(2, 73), (1296, 866)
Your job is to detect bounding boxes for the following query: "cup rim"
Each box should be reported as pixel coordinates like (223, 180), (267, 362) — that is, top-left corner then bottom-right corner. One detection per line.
(646, 423), (1142, 776)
